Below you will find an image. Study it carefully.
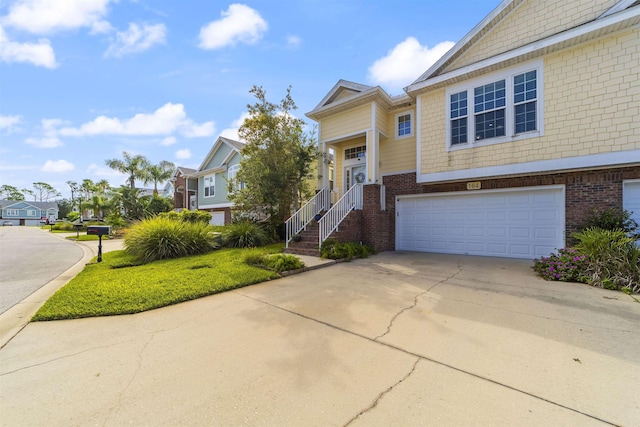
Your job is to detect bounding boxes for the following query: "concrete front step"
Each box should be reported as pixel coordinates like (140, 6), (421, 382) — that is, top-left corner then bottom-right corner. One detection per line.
(284, 247), (321, 257)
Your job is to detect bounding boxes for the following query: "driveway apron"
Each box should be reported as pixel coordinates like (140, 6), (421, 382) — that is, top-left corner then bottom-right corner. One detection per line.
(0, 252), (638, 426)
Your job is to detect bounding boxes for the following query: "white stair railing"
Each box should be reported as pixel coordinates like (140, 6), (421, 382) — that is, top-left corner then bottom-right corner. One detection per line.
(285, 188), (331, 247)
(318, 184), (363, 246)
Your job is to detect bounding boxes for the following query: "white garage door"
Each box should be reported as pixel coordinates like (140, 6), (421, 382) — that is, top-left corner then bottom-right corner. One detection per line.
(623, 180), (640, 231)
(396, 186), (565, 259)
(209, 212), (225, 226)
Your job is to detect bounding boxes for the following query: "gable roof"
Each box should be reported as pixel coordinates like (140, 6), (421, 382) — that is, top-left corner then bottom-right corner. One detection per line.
(307, 79), (413, 120)
(0, 199), (58, 210)
(197, 136), (245, 173)
(406, 0), (640, 94)
(172, 166), (197, 180)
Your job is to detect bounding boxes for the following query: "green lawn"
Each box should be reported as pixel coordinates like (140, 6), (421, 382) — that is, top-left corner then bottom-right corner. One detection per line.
(32, 244), (284, 321)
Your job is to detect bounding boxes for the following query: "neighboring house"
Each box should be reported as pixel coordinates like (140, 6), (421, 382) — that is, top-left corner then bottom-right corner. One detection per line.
(291, 0), (640, 259)
(171, 167), (198, 212)
(172, 137), (244, 225)
(0, 200), (59, 226)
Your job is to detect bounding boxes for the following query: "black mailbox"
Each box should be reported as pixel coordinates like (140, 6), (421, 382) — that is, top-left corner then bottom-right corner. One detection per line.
(87, 225), (110, 236)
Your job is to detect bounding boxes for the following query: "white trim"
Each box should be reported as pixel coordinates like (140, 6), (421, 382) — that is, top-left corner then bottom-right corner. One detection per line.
(396, 183), (565, 201)
(407, 6), (640, 94)
(197, 202), (233, 209)
(445, 59), (544, 151)
(394, 110), (414, 139)
(418, 151), (640, 183)
(321, 129), (369, 145)
(415, 94), (422, 177)
(600, 0), (637, 18)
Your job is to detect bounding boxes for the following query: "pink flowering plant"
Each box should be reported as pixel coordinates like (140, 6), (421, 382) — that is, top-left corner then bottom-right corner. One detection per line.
(532, 248), (588, 283)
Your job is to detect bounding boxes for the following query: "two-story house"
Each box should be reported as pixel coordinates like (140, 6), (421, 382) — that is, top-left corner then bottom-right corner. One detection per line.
(172, 136), (244, 225)
(0, 200), (59, 226)
(289, 0), (639, 259)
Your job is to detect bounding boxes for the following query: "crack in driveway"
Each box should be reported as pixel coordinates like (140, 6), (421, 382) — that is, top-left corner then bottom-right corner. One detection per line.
(373, 264), (463, 341)
(343, 358), (420, 426)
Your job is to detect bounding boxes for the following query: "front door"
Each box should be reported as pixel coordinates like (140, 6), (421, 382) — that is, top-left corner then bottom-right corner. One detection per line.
(345, 164), (366, 192)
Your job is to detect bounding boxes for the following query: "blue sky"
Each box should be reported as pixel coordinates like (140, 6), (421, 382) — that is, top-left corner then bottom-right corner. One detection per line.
(0, 0), (499, 199)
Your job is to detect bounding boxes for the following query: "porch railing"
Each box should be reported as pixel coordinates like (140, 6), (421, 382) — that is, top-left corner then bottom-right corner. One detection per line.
(318, 184), (363, 246)
(285, 188), (331, 247)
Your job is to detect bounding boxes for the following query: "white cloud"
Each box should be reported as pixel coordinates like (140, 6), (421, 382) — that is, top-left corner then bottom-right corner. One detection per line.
(42, 159), (74, 172)
(0, 114), (21, 131)
(368, 37), (454, 93)
(105, 22), (167, 58)
(59, 103), (215, 137)
(286, 35), (302, 48)
(175, 149), (191, 160)
(86, 163), (125, 178)
(0, 24), (57, 68)
(3, 0), (112, 35)
(198, 4), (267, 50)
(24, 118), (65, 148)
(219, 112), (250, 141)
(160, 136), (177, 146)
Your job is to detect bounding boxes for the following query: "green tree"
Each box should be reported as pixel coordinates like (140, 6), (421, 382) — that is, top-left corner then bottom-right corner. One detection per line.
(144, 160), (175, 197)
(110, 186), (145, 220)
(56, 198), (74, 219)
(105, 151), (150, 189)
(32, 182), (61, 201)
(0, 184), (25, 200)
(229, 86), (316, 234)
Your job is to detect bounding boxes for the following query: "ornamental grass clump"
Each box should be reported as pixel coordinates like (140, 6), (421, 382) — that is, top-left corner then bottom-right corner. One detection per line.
(532, 248), (588, 283)
(124, 217), (220, 263)
(222, 221), (270, 248)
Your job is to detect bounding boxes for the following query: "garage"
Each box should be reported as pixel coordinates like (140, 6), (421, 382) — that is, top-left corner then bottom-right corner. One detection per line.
(623, 180), (640, 230)
(209, 211), (225, 226)
(396, 186), (565, 259)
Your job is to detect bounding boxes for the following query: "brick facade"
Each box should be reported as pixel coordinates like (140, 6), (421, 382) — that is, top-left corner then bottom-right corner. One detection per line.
(331, 166), (640, 253)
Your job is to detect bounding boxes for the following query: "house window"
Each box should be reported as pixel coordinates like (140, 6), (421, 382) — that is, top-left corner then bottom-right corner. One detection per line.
(204, 175), (215, 197)
(396, 112), (413, 138)
(227, 164), (244, 191)
(6, 209), (19, 216)
(27, 209), (37, 216)
(446, 61), (542, 150)
(345, 146), (366, 160)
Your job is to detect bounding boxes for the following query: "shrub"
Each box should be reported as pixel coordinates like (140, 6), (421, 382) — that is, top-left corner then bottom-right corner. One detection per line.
(532, 248), (588, 283)
(158, 209), (212, 225)
(52, 221), (76, 231)
(223, 221), (270, 248)
(581, 208), (639, 239)
(124, 217), (220, 263)
(145, 196), (173, 216)
(573, 227), (640, 293)
(320, 239), (375, 260)
(244, 253), (304, 272)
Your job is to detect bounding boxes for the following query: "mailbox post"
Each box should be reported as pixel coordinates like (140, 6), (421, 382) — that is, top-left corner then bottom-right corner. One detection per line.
(87, 226), (110, 262)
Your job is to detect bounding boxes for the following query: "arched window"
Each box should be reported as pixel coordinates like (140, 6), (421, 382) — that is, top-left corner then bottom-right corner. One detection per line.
(227, 164), (244, 192)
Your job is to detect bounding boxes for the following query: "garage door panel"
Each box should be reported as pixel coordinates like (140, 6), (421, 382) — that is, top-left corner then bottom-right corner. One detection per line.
(397, 187), (565, 259)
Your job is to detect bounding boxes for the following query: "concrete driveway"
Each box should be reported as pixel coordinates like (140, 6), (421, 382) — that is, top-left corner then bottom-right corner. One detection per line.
(1, 252), (638, 426)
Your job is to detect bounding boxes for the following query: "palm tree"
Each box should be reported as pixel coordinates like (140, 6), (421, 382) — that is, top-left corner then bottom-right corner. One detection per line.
(95, 179), (111, 195)
(144, 160), (176, 196)
(105, 152), (150, 189)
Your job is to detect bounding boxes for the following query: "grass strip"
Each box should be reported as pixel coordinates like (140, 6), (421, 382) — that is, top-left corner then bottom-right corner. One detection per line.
(32, 244), (283, 321)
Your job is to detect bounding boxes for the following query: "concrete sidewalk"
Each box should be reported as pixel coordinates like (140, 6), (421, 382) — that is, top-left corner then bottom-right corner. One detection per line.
(1, 252), (638, 426)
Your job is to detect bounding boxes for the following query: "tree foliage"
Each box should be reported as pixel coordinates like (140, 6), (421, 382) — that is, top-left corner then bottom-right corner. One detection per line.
(229, 86), (316, 234)
(31, 182), (61, 201)
(144, 160), (175, 196)
(105, 151), (150, 189)
(0, 184), (25, 200)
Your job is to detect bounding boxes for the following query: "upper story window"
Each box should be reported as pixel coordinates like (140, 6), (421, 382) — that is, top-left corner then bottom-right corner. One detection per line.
(227, 164), (244, 192)
(6, 209), (19, 216)
(27, 209), (37, 216)
(396, 112), (413, 138)
(446, 61), (542, 150)
(204, 174), (215, 197)
(345, 146), (366, 160)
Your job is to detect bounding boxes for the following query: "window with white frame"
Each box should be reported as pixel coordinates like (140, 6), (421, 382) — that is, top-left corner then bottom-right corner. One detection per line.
(396, 111), (413, 138)
(204, 174), (215, 197)
(6, 209), (19, 216)
(227, 164), (244, 191)
(447, 61), (541, 149)
(27, 209), (37, 216)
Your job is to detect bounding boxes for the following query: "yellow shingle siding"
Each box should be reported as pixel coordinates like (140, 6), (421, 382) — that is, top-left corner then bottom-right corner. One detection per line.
(447, 0), (618, 72)
(320, 104), (371, 141)
(420, 29), (640, 174)
(375, 102), (389, 136)
(380, 135), (416, 173)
